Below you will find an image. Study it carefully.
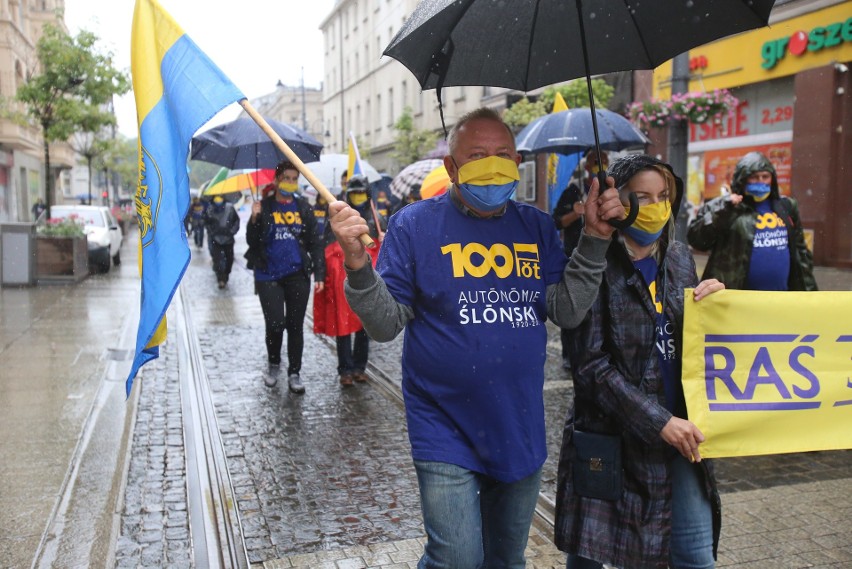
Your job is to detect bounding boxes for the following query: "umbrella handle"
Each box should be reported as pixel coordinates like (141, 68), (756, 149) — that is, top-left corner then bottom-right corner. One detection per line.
(597, 171), (639, 230)
(239, 99), (375, 248)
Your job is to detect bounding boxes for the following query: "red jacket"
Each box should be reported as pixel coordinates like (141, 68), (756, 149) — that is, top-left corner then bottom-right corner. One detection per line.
(312, 240), (380, 337)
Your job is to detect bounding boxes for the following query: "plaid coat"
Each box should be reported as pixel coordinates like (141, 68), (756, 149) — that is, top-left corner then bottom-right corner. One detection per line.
(555, 237), (721, 569)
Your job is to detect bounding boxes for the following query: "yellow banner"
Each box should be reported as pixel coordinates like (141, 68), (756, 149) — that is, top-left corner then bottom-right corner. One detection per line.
(683, 290), (852, 458)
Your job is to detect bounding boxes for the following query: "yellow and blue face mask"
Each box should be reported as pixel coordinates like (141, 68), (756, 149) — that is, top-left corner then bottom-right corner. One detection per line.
(455, 156), (520, 212)
(744, 182), (771, 202)
(623, 200), (672, 246)
(278, 181), (299, 195)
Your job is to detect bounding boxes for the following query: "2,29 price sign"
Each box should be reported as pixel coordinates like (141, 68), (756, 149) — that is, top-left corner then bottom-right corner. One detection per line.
(761, 105), (794, 126)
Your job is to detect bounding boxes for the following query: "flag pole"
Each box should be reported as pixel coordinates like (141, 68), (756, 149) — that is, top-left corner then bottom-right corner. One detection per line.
(239, 99), (375, 247)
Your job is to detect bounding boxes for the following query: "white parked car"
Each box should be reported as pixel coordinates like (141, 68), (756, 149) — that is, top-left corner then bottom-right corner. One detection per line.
(49, 205), (123, 273)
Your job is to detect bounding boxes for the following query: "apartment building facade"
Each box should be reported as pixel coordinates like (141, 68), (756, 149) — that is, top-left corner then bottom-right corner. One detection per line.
(0, 0), (75, 222)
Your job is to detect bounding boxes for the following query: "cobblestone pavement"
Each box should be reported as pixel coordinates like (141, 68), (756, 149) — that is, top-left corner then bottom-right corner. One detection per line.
(114, 220), (852, 568)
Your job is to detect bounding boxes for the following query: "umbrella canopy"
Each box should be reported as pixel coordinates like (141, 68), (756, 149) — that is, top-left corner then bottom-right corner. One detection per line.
(389, 159), (444, 199)
(190, 117), (322, 170)
(516, 108), (648, 156)
(298, 154), (382, 198)
(383, 0), (775, 228)
(420, 166), (451, 199)
(202, 168), (276, 196)
(383, 0), (775, 93)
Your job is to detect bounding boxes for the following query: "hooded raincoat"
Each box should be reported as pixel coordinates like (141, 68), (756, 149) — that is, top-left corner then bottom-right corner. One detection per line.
(687, 152), (816, 291)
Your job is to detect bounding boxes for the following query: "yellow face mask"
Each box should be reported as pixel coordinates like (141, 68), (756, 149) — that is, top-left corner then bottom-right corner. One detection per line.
(456, 155), (520, 186)
(348, 192), (369, 206)
(278, 181), (299, 193)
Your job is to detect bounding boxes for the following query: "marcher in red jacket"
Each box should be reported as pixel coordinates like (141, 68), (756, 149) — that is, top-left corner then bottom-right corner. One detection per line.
(313, 175), (385, 386)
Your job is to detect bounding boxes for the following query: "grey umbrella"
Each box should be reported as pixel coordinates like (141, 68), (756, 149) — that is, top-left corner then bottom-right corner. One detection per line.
(383, 0), (776, 227)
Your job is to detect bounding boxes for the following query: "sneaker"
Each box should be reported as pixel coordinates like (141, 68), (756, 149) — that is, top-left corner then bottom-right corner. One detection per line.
(264, 364), (280, 388)
(352, 371), (368, 383)
(339, 373), (353, 387)
(288, 373), (305, 394)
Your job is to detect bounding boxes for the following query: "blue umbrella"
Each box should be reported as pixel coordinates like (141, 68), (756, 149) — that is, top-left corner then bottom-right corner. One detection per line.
(190, 117), (322, 170)
(516, 108), (649, 156)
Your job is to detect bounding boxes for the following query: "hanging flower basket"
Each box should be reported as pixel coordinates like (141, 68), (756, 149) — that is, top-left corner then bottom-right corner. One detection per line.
(627, 89), (739, 131)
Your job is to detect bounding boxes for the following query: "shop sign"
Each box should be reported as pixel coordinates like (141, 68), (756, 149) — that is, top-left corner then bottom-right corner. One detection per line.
(761, 17), (852, 70)
(690, 79), (794, 143)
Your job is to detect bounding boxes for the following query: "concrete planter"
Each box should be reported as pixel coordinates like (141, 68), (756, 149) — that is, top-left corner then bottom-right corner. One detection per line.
(35, 236), (89, 283)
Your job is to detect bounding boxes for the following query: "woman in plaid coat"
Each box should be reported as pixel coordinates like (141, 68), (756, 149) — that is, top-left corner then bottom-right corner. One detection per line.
(555, 155), (725, 569)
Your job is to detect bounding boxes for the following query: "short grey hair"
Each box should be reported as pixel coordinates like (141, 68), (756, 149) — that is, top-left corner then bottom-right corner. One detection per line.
(446, 107), (515, 155)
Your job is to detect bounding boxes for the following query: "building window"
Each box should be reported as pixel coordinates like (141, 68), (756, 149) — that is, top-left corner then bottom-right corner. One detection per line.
(516, 162), (536, 202)
(388, 87), (394, 126)
(356, 104), (361, 134)
(366, 99), (372, 133)
(376, 94), (382, 132)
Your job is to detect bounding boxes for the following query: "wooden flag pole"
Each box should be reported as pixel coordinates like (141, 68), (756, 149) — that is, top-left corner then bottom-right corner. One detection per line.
(239, 99), (374, 247)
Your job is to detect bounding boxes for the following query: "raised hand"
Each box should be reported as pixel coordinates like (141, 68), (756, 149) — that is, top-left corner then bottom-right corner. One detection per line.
(328, 200), (370, 270)
(582, 175), (625, 239)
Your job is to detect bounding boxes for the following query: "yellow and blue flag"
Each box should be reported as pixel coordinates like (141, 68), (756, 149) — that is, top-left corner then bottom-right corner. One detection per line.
(128, 0), (243, 395)
(547, 93), (580, 213)
(347, 131), (364, 179)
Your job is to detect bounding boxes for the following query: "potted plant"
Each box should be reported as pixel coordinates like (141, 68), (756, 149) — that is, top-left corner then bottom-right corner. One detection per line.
(35, 215), (89, 282)
(627, 89), (739, 131)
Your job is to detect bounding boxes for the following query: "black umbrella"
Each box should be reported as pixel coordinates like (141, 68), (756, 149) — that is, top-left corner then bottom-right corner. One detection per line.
(190, 117), (322, 171)
(384, 0), (776, 227)
(516, 107), (649, 156)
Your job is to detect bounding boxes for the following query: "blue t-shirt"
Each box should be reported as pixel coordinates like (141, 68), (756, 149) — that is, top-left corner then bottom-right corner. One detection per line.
(254, 199), (304, 281)
(747, 201), (790, 291)
(377, 195), (568, 482)
(633, 256), (681, 414)
(313, 203), (327, 238)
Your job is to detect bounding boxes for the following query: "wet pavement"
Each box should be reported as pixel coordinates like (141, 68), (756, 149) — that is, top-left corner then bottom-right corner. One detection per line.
(0, 233), (140, 568)
(2, 215), (850, 568)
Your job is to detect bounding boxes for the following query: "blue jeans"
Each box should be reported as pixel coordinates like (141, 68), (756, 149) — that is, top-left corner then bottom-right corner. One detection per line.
(567, 455), (713, 569)
(413, 460), (541, 569)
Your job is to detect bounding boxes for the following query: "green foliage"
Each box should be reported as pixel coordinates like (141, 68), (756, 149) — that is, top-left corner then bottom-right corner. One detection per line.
(539, 79), (615, 112)
(15, 24), (129, 208)
(38, 215), (85, 238)
(503, 79), (617, 131)
(502, 97), (547, 130)
(391, 106), (438, 165)
(16, 24), (129, 141)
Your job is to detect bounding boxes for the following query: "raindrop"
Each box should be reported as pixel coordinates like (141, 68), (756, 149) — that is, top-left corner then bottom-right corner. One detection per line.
(589, 12), (596, 19)
(685, 0), (694, 7)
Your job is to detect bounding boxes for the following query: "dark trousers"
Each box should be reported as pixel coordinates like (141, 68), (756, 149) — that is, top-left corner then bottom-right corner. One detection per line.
(192, 223), (204, 247)
(255, 273), (310, 375)
(210, 241), (234, 282)
(335, 330), (369, 374)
